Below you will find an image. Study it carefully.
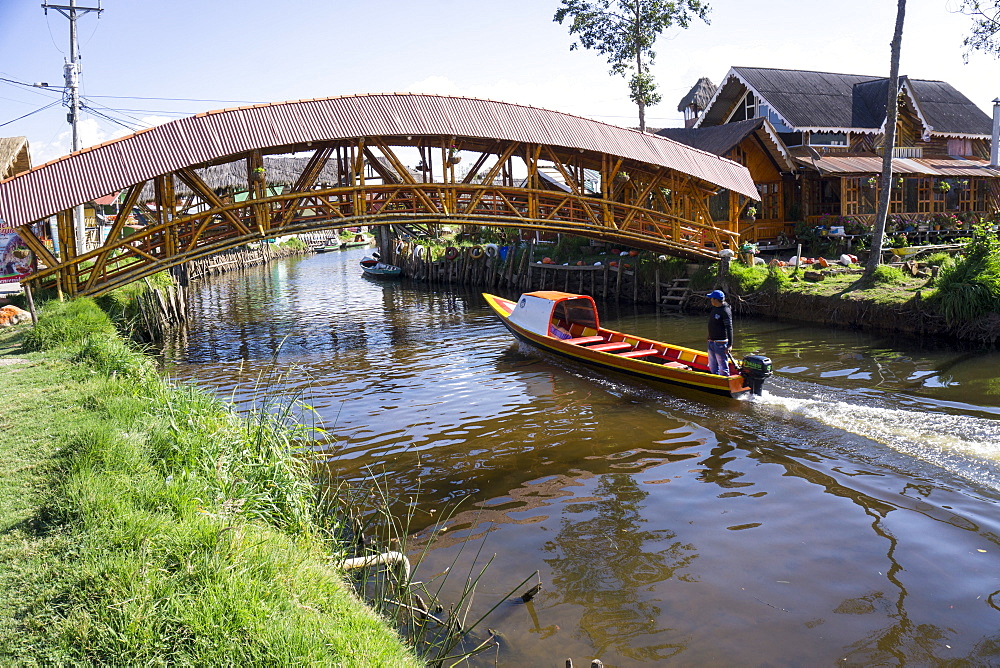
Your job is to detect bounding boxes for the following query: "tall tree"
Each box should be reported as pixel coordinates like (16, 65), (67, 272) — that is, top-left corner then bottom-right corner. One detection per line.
(958, 0), (1000, 61)
(864, 0), (907, 280)
(553, 0), (710, 132)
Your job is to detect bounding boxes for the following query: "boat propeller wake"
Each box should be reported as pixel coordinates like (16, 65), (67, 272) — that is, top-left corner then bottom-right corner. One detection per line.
(756, 390), (1000, 490)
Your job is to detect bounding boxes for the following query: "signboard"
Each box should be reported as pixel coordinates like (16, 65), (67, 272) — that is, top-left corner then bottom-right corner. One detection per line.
(0, 216), (36, 284)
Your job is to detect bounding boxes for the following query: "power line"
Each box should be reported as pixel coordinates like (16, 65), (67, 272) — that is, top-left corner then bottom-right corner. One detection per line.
(79, 104), (141, 131)
(0, 101), (61, 128)
(86, 94), (265, 104)
(81, 96), (157, 127)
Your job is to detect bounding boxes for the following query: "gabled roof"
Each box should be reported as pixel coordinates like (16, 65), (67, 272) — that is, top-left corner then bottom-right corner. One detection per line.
(655, 117), (794, 171)
(697, 67), (992, 137)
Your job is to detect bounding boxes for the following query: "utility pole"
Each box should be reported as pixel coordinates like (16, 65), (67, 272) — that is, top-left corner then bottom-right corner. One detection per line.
(42, 0), (103, 257)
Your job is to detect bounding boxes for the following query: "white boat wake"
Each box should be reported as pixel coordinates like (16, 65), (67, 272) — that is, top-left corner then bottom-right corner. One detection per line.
(757, 390), (1000, 491)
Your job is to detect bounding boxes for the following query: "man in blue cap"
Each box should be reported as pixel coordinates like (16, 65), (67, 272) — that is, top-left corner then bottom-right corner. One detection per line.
(705, 289), (732, 376)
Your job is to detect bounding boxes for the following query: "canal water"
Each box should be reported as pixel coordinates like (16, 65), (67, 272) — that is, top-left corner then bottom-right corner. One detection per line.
(162, 247), (1000, 666)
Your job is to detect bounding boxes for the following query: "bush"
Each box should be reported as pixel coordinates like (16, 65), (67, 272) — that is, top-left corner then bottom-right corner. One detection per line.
(761, 265), (791, 292)
(872, 265), (907, 284)
(727, 261), (768, 293)
(279, 237), (307, 251)
(931, 225), (1000, 323)
(924, 252), (954, 269)
(22, 298), (117, 352)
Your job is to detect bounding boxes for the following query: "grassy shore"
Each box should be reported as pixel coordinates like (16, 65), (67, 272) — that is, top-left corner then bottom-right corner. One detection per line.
(0, 299), (418, 666)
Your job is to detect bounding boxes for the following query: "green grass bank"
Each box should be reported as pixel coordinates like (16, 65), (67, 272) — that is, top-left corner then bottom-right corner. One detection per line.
(0, 298), (418, 666)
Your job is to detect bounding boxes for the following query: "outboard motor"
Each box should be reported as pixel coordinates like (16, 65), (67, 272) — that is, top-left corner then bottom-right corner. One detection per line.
(740, 354), (772, 396)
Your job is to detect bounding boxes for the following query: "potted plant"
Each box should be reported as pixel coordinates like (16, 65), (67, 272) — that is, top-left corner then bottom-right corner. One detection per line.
(866, 176), (879, 189)
(935, 180), (951, 193)
(448, 145), (462, 165)
(614, 171), (630, 184)
(250, 166), (266, 183)
(743, 206), (757, 222)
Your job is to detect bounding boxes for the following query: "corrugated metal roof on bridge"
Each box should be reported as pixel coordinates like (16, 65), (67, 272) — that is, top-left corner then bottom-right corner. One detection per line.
(0, 94), (757, 227)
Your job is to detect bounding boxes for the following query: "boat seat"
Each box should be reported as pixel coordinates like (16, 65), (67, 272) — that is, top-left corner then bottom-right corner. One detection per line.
(617, 349), (661, 359)
(564, 336), (605, 345)
(588, 342), (633, 353)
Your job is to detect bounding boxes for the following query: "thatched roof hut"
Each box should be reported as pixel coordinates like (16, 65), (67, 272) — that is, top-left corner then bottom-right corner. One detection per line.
(677, 77), (717, 114)
(0, 137), (31, 181)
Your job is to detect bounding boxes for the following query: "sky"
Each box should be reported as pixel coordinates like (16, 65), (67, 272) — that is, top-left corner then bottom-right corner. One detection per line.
(0, 0), (997, 166)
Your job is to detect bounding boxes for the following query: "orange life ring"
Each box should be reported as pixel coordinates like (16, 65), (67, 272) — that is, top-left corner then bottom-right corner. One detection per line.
(469, 245), (485, 259)
(444, 246), (459, 260)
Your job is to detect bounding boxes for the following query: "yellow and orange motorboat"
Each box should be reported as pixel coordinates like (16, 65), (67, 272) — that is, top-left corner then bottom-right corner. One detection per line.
(483, 291), (772, 398)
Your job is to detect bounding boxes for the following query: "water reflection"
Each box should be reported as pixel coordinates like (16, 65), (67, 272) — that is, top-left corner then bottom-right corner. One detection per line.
(544, 474), (693, 662)
(162, 250), (1000, 665)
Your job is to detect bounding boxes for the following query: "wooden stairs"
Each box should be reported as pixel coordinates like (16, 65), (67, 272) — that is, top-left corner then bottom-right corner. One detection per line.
(659, 277), (692, 311)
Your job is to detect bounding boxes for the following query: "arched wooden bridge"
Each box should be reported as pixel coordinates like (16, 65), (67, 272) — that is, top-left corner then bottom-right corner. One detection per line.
(0, 94), (756, 297)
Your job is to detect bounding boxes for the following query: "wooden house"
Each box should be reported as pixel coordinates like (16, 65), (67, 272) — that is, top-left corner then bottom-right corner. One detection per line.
(658, 117), (794, 243)
(670, 67), (1000, 243)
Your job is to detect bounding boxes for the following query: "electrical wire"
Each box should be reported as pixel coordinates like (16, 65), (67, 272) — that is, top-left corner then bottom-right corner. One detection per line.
(80, 97), (157, 127)
(78, 104), (142, 131)
(86, 94), (265, 104)
(0, 101), (61, 128)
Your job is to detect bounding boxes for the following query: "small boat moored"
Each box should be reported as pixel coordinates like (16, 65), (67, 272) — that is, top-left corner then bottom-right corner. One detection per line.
(484, 291), (772, 398)
(314, 237), (341, 252)
(360, 253), (402, 278)
(341, 233), (374, 249)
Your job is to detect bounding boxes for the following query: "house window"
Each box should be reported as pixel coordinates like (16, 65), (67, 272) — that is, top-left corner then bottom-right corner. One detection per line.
(756, 182), (781, 220)
(709, 189), (730, 222)
(812, 178), (842, 216)
(904, 178), (919, 211)
(947, 138), (973, 157)
(809, 132), (847, 146)
(727, 92), (757, 123)
(765, 107), (793, 133)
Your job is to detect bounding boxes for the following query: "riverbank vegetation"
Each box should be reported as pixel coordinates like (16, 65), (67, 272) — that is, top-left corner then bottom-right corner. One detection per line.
(0, 298), (419, 665)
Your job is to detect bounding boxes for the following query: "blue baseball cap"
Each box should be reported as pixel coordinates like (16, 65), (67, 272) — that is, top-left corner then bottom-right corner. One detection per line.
(706, 289), (726, 300)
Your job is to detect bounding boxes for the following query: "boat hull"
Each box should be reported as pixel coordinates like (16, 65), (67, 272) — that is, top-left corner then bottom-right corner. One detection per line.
(360, 258), (401, 277)
(484, 293), (753, 398)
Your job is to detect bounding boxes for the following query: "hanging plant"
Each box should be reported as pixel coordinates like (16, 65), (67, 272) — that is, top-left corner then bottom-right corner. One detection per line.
(250, 166), (266, 183)
(935, 180), (951, 193)
(866, 176), (878, 189)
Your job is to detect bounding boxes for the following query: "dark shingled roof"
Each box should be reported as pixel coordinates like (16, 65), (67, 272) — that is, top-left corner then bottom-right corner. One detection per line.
(700, 67), (992, 136)
(907, 79), (992, 135)
(656, 118), (765, 155)
(733, 67), (878, 129)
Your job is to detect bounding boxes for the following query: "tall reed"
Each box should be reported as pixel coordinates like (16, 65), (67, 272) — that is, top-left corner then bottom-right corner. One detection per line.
(9, 297), (418, 665)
